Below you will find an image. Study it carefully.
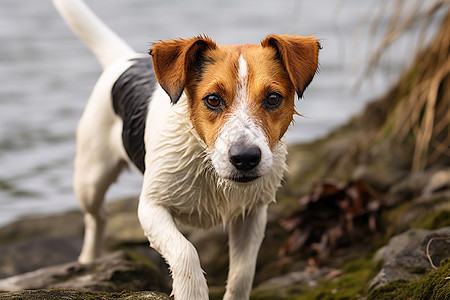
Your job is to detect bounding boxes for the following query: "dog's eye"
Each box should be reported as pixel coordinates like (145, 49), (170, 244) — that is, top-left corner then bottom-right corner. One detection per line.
(203, 94), (223, 111)
(264, 92), (283, 110)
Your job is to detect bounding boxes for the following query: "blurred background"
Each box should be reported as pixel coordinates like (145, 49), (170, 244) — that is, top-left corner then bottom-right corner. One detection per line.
(0, 0), (444, 225)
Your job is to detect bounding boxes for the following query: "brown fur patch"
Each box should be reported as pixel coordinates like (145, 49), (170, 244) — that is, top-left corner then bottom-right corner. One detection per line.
(185, 46), (240, 146)
(150, 36), (217, 103)
(261, 35), (321, 98)
(243, 46), (296, 148)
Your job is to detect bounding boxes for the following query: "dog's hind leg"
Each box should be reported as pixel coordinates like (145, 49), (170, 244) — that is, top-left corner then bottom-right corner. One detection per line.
(73, 59), (134, 264)
(74, 135), (126, 264)
(74, 142), (126, 264)
(73, 73), (128, 264)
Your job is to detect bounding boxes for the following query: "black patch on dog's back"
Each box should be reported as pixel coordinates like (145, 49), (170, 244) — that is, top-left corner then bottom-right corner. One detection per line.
(112, 58), (157, 173)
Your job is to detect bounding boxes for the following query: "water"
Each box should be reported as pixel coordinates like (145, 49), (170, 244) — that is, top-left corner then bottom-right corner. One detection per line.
(0, 0), (439, 225)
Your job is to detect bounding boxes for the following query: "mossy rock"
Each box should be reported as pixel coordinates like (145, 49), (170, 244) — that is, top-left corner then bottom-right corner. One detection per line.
(413, 209), (450, 230)
(367, 227), (450, 294)
(368, 258), (450, 300)
(0, 250), (169, 293)
(382, 191), (450, 236)
(0, 289), (169, 299)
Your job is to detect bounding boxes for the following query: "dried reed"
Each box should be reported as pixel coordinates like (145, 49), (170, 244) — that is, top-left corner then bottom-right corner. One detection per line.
(364, 0), (449, 171)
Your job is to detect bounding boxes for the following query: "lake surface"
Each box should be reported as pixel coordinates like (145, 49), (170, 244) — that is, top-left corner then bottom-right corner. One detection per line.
(0, 0), (437, 225)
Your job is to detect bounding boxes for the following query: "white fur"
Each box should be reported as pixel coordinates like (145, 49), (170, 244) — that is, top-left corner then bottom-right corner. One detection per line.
(238, 54), (248, 82)
(54, 1), (288, 299)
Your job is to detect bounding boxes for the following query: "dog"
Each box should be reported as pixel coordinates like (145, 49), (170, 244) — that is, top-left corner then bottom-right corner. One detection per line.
(53, 0), (320, 299)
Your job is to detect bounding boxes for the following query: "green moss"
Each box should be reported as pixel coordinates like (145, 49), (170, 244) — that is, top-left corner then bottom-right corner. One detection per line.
(368, 258), (450, 300)
(251, 284), (307, 300)
(341, 257), (372, 273)
(406, 266), (428, 274)
(1, 289), (169, 300)
(300, 258), (372, 300)
(125, 251), (159, 272)
(379, 201), (412, 237)
(108, 290), (143, 298)
(251, 258), (373, 300)
(413, 210), (450, 230)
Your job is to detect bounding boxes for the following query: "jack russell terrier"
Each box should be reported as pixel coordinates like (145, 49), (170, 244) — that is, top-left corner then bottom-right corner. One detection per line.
(53, 0), (320, 299)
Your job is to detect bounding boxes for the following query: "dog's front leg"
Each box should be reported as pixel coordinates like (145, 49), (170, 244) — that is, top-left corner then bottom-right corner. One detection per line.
(138, 201), (208, 300)
(224, 204), (268, 300)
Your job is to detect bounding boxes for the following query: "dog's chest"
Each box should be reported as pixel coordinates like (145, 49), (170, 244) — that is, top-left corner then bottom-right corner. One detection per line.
(146, 157), (276, 228)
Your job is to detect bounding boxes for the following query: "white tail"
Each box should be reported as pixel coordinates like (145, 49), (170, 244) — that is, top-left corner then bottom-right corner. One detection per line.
(53, 0), (135, 68)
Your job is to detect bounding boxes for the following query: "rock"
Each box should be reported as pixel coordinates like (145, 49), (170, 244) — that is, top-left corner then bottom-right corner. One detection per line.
(0, 211), (83, 245)
(103, 197), (150, 249)
(0, 289), (169, 300)
(105, 211), (147, 247)
(0, 197), (156, 280)
(367, 227), (450, 292)
(385, 170), (435, 207)
(423, 169), (450, 196)
(0, 250), (169, 294)
(0, 198), (171, 297)
(384, 191), (450, 234)
(351, 140), (410, 193)
(0, 236), (81, 279)
(384, 168), (450, 208)
(0, 197), (144, 252)
(181, 226), (229, 285)
(0, 210), (84, 280)
(252, 267), (336, 298)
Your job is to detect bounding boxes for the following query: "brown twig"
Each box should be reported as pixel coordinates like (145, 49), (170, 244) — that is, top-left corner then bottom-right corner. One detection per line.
(425, 236), (450, 269)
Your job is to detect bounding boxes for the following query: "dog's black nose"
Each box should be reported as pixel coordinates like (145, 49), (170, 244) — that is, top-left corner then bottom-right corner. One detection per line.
(229, 144), (261, 171)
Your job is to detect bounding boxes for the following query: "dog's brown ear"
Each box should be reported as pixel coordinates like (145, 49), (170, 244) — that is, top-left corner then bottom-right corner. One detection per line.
(261, 34), (321, 98)
(150, 36), (217, 104)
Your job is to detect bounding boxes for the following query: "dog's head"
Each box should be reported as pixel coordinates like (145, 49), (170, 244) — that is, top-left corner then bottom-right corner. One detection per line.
(150, 35), (320, 183)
